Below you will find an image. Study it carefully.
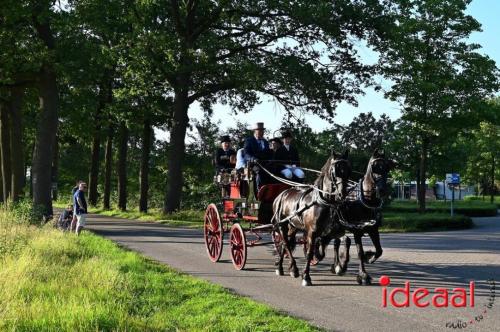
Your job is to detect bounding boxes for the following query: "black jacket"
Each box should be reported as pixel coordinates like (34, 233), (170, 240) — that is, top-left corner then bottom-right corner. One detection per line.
(214, 148), (236, 170)
(274, 145), (300, 171)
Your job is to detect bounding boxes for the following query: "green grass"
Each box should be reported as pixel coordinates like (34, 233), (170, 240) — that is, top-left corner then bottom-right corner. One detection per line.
(463, 195), (500, 208)
(381, 212), (473, 233)
(0, 208), (318, 331)
(93, 207), (205, 228)
(54, 199), (481, 233)
(387, 199), (498, 217)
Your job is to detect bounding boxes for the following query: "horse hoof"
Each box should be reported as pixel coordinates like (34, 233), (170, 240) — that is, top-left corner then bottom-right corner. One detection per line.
(301, 279), (312, 287)
(290, 270), (299, 278)
(356, 274), (372, 286)
(276, 269), (284, 276)
(334, 264), (345, 276)
(363, 251), (375, 264)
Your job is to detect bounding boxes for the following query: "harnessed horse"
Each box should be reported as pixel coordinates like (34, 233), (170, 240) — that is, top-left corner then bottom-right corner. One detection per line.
(271, 150), (351, 286)
(331, 149), (395, 285)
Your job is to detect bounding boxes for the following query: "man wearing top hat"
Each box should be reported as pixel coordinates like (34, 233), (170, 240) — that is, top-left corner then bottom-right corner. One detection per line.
(244, 122), (272, 188)
(214, 135), (236, 171)
(244, 122), (271, 161)
(275, 130), (305, 181)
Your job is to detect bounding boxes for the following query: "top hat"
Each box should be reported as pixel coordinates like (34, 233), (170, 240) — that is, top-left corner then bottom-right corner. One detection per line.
(252, 122), (266, 130)
(220, 135), (231, 143)
(281, 130), (293, 138)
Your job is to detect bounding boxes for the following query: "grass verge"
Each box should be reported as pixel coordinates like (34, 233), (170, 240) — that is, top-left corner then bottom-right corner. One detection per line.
(54, 201), (478, 233)
(0, 208), (318, 331)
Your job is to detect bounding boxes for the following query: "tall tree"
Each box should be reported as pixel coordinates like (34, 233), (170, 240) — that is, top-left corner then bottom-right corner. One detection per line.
(102, 124), (114, 210)
(465, 122), (500, 202)
(139, 117), (152, 212)
(117, 122), (128, 211)
(0, 98), (12, 201)
(31, 0), (60, 216)
(131, 0), (391, 212)
(378, 0), (499, 211)
(9, 86), (25, 202)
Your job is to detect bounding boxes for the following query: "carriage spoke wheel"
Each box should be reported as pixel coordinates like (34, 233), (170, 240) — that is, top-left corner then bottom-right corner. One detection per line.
(229, 223), (247, 270)
(204, 204), (223, 263)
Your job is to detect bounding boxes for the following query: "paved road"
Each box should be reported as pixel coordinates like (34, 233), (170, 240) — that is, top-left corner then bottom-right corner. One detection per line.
(85, 213), (500, 332)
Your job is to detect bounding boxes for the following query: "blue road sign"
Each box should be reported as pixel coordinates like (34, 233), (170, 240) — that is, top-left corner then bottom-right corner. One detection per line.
(446, 173), (460, 185)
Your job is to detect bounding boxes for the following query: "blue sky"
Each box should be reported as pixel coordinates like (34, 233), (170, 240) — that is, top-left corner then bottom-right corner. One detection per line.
(183, 0), (500, 137)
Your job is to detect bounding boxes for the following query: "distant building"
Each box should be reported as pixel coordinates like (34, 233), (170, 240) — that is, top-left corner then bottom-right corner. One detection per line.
(393, 180), (475, 200)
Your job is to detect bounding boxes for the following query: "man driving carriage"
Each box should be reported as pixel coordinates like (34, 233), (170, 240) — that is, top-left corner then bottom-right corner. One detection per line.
(244, 122), (272, 188)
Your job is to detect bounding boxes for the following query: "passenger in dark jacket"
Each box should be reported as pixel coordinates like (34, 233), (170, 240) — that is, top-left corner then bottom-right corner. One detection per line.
(276, 131), (304, 181)
(214, 135), (236, 171)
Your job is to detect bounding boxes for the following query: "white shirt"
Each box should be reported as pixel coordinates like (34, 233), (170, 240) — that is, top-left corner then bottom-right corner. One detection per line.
(236, 148), (247, 169)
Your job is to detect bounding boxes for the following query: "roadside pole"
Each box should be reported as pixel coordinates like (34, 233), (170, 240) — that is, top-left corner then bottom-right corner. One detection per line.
(451, 184), (454, 217)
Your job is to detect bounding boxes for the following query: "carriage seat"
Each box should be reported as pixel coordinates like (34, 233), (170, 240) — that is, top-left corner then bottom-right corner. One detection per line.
(257, 184), (290, 203)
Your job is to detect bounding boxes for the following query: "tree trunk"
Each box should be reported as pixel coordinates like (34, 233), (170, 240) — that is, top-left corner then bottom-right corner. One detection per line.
(88, 126), (101, 206)
(88, 78), (112, 206)
(32, 65), (59, 216)
(51, 135), (59, 201)
(117, 122), (128, 211)
(417, 138), (429, 212)
(163, 88), (190, 213)
(491, 155), (495, 204)
(32, 7), (59, 217)
(103, 125), (114, 210)
(9, 86), (24, 202)
(139, 117), (152, 213)
(0, 100), (11, 201)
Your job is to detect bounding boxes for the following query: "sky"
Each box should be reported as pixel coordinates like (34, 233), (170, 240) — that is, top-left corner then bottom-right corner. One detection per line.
(157, 0), (500, 140)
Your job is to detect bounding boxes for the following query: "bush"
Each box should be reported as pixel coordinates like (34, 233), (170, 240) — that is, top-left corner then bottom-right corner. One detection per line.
(382, 212), (473, 232)
(10, 199), (50, 225)
(387, 200), (497, 217)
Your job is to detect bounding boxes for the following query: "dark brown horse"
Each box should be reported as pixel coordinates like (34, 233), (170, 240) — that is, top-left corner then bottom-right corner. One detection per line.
(272, 150), (351, 286)
(332, 149), (395, 285)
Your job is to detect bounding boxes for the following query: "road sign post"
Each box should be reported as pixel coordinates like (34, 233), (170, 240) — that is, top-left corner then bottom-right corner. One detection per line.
(446, 173), (460, 217)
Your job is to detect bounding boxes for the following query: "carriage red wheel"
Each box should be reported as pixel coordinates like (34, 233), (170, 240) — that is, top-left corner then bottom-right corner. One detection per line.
(229, 223), (247, 270)
(204, 204), (223, 262)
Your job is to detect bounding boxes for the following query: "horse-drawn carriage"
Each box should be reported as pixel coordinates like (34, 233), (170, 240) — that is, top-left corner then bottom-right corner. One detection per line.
(204, 163), (291, 270)
(204, 150), (394, 286)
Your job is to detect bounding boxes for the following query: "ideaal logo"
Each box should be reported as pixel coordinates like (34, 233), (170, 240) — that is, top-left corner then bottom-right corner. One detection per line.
(379, 275), (475, 308)
(379, 275), (496, 329)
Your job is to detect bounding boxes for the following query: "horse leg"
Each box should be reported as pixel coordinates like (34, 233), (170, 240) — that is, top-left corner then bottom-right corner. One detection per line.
(331, 237), (342, 275)
(332, 236), (350, 275)
(279, 226), (299, 278)
(364, 228), (383, 264)
(275, 231), (286, 276)
(302, 231), (316, 286)
(339, 236), (351, 274)
(354, 232), (372, 285)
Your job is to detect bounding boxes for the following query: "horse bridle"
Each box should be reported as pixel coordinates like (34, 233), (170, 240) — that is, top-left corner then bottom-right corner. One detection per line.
(324, 158), (351, 203)
(360, 157), (388, 209)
